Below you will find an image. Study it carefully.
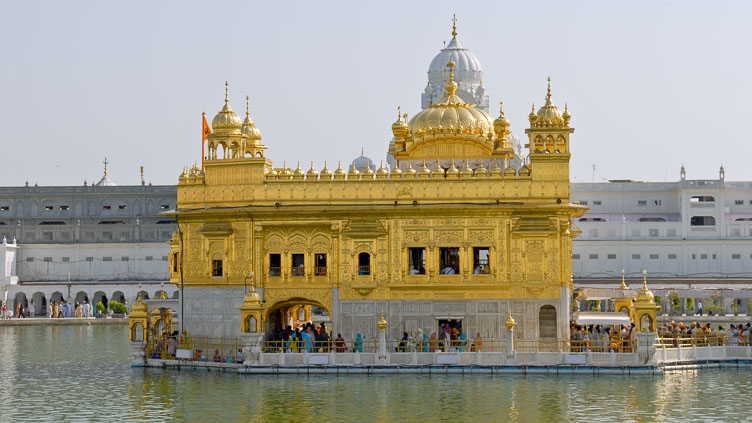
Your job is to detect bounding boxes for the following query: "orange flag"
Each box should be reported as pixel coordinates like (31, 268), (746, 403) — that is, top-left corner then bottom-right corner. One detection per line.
(201, 112), (212, 170)
(202, 112), (212, 139)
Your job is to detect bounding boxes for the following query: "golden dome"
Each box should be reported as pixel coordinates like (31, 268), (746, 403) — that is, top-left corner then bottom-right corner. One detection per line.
(432, 160), (445, 178)
(376, 161), (389, 178)
(244, 287), (261, 304)
(390, 163), (403, 178)
(518, 164), (530, 176)
(461, 160), (474, 178)
(407, 59), (495, 138)
(293, 161), (305, 179)
(534, 77), (564, 125)
(404, 161), (417, 177)
(348, 162), (361, 179)
(132, 289), (148, 312)
(306, 161), (319, 179)
(489, 160), (503, 177)
(242, 96), (262, 141)
(362, 161), (375, 178)
(446, 160), (460, 178)
(320, 161), (332, 179)
(493, 100), (510, 133)
(418, 160), (431, 178)
(334, 161), (347, 179)
(266, 167), (279, 179)
(212, 82), (242, 134)
(475, 162), (488, 177)
(635, 271), (655, 303)
(503, 163), (516, 177)
(279, 161), (293, 179)
(392, 107), (409, 138)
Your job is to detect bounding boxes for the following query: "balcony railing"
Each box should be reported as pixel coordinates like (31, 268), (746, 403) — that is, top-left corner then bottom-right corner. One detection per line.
(314, 267), (327, 276)
(357, 265), (370, 276)
(268, 267), (282, 277)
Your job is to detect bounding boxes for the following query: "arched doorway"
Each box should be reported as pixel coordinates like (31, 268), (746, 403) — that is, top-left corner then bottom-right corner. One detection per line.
(265, 298), (332, 337)
(75, 291), (89, 306)
(13, 292), (27, 317)
(32, 292), (47, 316)
(50, 291), (64, 304)
(539, 305), (557, 351)
(92, 291), (108, 308)
(111, 291), (125, 303)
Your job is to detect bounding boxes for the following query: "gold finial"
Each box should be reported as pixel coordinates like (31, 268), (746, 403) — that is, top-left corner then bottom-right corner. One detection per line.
(283, 160), (287, 169)
(397, 106), (401, 121)
(245, 95), (250, 118)
(642, 269), (648, 289)
(445, 58), (458, 95)
(103, 157), (109, 176)
(451, 13), (458, 38)
(531, 103), (535, 112)
(224, 81), (229, 104)
(403, 113), (407, 121)
(620, 269), (628, 290)
(505, 310), (516, 331)
(377, 309), (388, 330)
(499, 100), (504, 115)
(546, 76), (552, 100)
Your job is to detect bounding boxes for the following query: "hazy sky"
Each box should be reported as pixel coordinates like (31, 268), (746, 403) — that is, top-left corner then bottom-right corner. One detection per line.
(1, 1), (749, 186)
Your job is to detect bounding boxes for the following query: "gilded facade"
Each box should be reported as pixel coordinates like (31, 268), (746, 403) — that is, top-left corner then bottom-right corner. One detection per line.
(168, 25), (586, 341)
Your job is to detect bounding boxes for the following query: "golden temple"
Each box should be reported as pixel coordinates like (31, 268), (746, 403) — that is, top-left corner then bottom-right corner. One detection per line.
(163, 22), (588, 343)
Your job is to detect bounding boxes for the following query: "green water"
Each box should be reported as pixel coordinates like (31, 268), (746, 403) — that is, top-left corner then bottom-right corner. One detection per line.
(1, 325), (750, 422)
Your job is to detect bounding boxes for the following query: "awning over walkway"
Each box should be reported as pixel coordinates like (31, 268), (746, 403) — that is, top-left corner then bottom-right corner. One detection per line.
(574, 287), (636, 300)
(573, 312), (631, 326)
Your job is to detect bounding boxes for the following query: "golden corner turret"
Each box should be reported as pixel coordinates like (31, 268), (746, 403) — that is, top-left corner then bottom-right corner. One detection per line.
(633, 270), (660, 332)
(128, 288), (149, 342)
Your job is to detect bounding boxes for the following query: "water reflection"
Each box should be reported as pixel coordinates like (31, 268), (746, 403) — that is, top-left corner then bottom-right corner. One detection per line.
(1, 326), (752, 422)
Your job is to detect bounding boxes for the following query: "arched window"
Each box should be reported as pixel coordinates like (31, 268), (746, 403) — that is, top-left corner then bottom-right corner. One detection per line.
(132, 322), (144, 342)
(358, 252), (370, 275)
(172, 252), (179, 273)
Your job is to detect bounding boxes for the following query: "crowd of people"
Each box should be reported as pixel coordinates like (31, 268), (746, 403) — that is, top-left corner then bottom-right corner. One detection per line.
(658, 321), (752, 346)
(569, 323), (637, 352)
(0, 299), (99, 319)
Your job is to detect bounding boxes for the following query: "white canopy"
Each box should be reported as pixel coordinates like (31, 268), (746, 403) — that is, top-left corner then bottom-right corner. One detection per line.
(573, 311), (631, 326)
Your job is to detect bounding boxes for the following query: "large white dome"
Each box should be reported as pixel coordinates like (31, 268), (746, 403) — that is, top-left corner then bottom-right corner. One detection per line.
(422, 36), (489, 111)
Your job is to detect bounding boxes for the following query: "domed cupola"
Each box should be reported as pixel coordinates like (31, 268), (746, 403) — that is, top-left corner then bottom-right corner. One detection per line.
(212, 81), (242, 134)
(423, 16), (488, 111)
(350, 149), (374, 173)
(241, 95), (262, 142)
(532, 77), (564, 126)
(391, 107), (409, 139)
(408, 58), (495, 138)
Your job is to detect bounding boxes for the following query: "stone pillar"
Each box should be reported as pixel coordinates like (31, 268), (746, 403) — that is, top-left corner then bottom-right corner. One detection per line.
(636, 332), (657, 364)
(377, 310), (388, 364)
(505, 310), (516, 361)
(241, 332), (264, 366)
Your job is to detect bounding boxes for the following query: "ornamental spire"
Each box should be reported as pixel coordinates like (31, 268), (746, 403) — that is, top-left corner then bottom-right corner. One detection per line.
(245, 95), (250, 119)
(224, 81), (229, 105)
(546, 76), (552, 101)
(451, 14), (457, 38)
(445, 58), (458, 95)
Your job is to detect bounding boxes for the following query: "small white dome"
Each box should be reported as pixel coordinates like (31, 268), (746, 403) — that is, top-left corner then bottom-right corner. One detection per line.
(350, 151), (374, 173)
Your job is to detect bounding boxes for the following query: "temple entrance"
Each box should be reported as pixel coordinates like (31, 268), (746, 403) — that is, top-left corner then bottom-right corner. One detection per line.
(264, 298), (332, 349)
(436, 318), (463, 351)
(539, 305), (557, 351)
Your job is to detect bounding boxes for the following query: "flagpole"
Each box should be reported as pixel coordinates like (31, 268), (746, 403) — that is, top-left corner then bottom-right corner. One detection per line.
(201, 112), (206, 172)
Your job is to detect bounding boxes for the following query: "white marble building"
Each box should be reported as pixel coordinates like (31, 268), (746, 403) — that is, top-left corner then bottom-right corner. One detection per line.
(571, 167), (752, 283)
(0, 170), (177, 315)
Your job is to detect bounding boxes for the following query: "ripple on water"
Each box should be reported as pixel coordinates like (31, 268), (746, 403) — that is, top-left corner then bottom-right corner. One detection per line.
(2, 326), (752, 422)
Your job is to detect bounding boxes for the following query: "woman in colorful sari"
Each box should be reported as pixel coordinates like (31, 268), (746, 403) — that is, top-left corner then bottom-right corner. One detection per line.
(302, 328), (312, 352)
(422, 332), (429, 352)
(353, 333), (363, 353)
